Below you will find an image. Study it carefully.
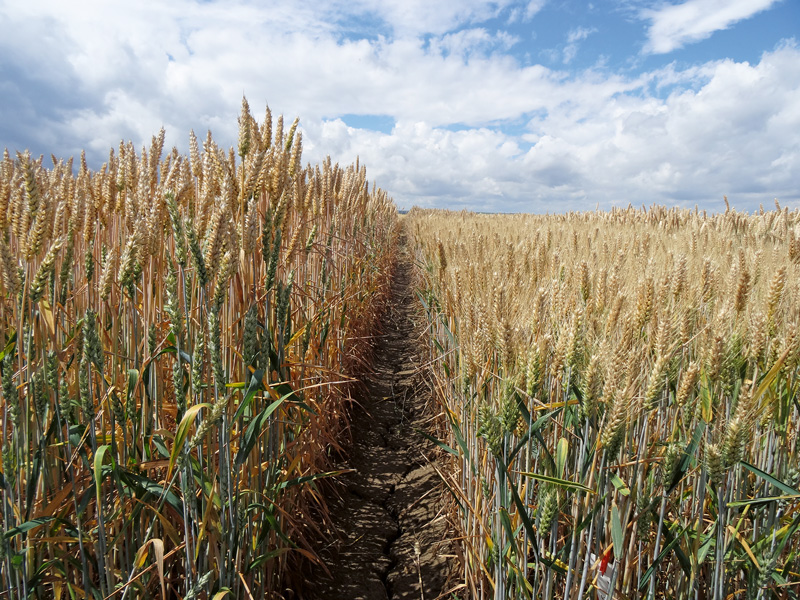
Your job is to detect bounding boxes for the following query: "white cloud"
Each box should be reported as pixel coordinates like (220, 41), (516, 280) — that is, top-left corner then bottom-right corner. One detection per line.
(567, 26), (597, 44)
(429, 28), (520, 59)
(642, 0), (780, 54)
(526, 42), (800, 208)
(0, 1), (797, 213)
(524, 0), (547, 20)
(306, 42), (800, 211)
(306, 119), (528, 209)
(563, 26), (597, 64)
(329, 0), (519, 37)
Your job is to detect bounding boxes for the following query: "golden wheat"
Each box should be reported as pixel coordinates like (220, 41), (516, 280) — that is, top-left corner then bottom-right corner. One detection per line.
(410, 204), (800, 600)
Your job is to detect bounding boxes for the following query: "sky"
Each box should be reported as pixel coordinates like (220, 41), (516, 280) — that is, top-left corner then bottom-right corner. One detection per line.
(0, 0), (798, 213)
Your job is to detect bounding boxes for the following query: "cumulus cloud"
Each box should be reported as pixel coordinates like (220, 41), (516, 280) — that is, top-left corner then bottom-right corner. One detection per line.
(0, 0), (797, 213)
(534, 42), (800, 208)
(642, 0), (780, 54)
(308, 42), (800, 211)
(305, 119), (528, 210)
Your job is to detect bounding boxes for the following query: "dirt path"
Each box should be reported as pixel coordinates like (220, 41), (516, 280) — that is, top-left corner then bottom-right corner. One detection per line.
(306, 236), (457, 599)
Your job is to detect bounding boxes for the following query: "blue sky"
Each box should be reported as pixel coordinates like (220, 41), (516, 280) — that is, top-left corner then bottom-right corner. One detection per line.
(0, 0), (798, 212)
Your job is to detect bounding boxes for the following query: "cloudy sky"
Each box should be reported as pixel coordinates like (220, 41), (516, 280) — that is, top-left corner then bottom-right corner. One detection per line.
(1, 0), (798, 212)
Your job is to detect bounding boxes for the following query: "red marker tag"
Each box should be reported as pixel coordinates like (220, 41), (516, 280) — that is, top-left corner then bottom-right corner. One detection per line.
(599, 547), (612, 574)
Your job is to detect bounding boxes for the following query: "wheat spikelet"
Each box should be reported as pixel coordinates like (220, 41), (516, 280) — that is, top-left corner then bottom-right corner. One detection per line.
(766, 265), (787, 329)
(29, 237), (64, 304)
(97, 248), (116, 300)
(238, 96), (252, 159)
(675, 360), (700, 408)
(600, 384), (630, 458)
(0, 235), (20, 296)
(643, 352), (670, 409)
(241, 195), (259, 256)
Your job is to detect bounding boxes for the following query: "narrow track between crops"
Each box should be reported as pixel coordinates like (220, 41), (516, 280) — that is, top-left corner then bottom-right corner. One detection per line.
(305, 233), (457, 600)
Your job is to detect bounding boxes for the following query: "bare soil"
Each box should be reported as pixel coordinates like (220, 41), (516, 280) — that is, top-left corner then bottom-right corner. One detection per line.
(302, 236), (458, 599)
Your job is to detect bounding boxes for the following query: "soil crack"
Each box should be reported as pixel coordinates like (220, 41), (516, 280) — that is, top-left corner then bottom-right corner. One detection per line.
(302, 231), (456, 600)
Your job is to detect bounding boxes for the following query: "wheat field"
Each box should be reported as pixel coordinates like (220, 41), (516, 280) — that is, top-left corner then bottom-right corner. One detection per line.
(409, 204), (800, 599)
(0, 99), (397, 598)
(3, 96), (799, 600)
